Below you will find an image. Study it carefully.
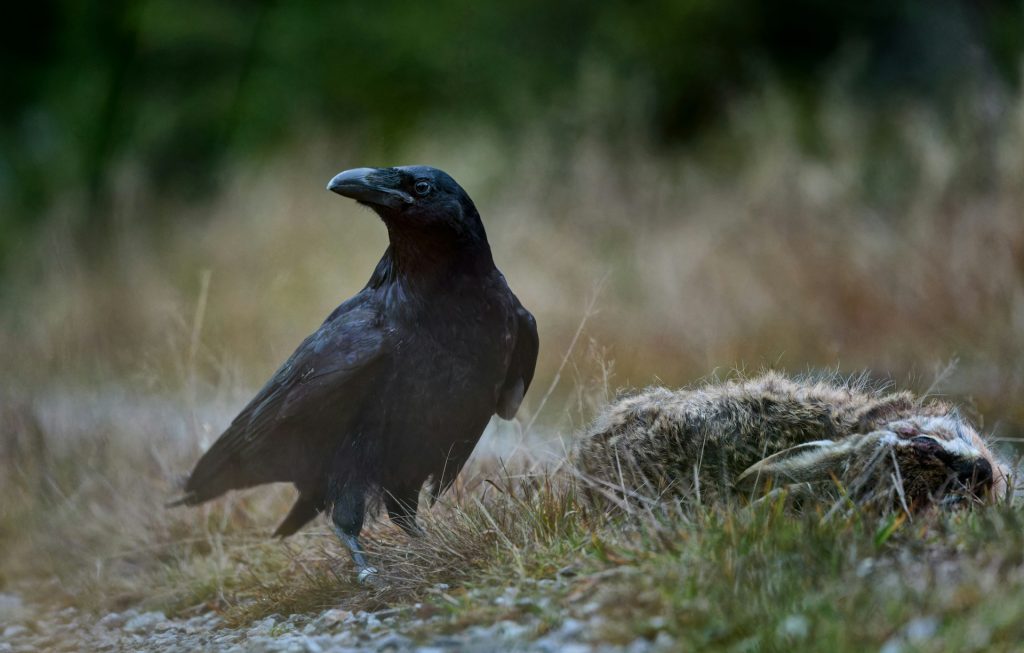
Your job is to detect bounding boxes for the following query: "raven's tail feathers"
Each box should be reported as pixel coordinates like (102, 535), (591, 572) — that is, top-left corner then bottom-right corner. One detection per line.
(165, 494), (195, 509)
(273, 492), (325, 538)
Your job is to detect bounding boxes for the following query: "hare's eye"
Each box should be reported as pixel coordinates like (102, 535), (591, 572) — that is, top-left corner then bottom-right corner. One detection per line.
(894, 424), (918, 438)
(911, 435), (941, 452)
(910, 435), (958, 464)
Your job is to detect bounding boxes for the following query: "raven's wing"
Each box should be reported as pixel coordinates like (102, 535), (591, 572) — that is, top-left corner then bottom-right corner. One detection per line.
(176, 301), (388, 505)
(496, 295), (539, 420)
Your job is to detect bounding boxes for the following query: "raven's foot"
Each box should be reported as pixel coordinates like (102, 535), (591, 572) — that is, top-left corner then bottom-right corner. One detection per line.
(357, 565), (381, 586)
(333, 526), (385, 586)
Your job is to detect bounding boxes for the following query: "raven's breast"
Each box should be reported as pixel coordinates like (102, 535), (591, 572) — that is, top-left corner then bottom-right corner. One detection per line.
(362, 285), (514, 491)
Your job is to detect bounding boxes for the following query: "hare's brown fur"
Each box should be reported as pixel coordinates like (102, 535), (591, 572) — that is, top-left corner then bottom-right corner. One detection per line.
(574, 372), (1009, 509)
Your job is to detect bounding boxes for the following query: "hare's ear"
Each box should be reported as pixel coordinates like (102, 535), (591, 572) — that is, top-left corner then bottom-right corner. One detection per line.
(854, 392), (915, 432)
(736, 439), (854, 494)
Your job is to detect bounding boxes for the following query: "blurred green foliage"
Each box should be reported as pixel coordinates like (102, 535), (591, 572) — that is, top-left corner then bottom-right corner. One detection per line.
(1, 0), (1021, 263)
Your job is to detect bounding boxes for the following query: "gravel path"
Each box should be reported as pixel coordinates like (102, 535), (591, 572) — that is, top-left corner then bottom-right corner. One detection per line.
(0, 592), (675, 653)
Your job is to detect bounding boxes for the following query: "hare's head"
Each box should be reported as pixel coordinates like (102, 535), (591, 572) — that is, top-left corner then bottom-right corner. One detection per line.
(737, 413), (1010, 509)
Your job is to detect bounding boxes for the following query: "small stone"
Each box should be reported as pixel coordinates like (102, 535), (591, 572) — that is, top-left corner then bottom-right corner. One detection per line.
(653, 632), (676, 650)
(493, 587), (522, 607)
(557, 619), (585, 638)
(905, 617), (938, 643)
(0, 594), (25, 623)
(2, 622), (27, 638)
(316, 633), (353, 648)
(879, 639), (903, 653)
(426, 636), (463, 647)
(183, 615), (212, 634)
(248, 616), (278, 636)
(495, 620), (531, 640)
(302, 637), (326, 653)
(579, 602), (602, 616)
(375, 632), (411, 651)
(777, 614), (810, 640)
(123, 611), (167, 634)
(856, 558), (876, 578)
(312, 609), (352, 630)
(627, 637), (653, 653)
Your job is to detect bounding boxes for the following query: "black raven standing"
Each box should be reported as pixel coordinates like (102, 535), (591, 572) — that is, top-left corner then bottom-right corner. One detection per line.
(173, 166), (538, 582)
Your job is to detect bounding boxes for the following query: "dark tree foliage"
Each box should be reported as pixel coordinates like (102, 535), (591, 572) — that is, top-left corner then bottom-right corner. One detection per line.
(0, 0), (1020, 263)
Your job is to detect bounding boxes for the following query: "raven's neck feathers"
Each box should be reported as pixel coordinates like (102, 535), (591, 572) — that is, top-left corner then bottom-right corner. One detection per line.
(367, 226), (495, 291)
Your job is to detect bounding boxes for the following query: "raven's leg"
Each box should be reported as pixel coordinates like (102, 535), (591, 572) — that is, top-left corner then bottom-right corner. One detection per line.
(385, 488), (424, 537)
(330, 487), (378, 584)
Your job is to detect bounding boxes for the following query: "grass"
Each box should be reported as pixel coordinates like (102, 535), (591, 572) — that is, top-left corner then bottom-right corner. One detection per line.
(5, 370), (1024, 652)
(2, 80), (1024, 649)
(3, 378), (1024, 650)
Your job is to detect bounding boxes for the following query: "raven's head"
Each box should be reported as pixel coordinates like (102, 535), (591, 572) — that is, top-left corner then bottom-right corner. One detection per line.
(327, 166), (487, 246)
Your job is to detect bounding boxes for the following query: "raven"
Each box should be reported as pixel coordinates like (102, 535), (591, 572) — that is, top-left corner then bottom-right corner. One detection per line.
(173, 166), (538, 582)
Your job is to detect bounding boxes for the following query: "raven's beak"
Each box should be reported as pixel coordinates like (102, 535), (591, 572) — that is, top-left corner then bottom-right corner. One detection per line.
(327, 168), (413, 209)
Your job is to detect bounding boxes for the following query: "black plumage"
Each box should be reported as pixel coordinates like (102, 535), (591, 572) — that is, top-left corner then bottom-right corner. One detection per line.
(173, 166), (538, 580)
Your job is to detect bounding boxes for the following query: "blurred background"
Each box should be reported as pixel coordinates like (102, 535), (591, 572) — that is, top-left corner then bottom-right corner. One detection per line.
(3, 0), (1024, 422)
(2, 0), (1024, 596)
(4, 0), (1023, 416)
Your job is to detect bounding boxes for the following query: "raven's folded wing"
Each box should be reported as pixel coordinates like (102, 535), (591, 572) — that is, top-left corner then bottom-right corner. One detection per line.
(496, 296), (539, 420)
(174, 303), (388, 505)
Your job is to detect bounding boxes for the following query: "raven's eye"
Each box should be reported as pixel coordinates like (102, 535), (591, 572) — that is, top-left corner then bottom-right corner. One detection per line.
(414, 181), (432, 196)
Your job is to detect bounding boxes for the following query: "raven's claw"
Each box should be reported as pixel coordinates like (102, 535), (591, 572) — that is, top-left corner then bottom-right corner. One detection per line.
(357, 566), (381, 586)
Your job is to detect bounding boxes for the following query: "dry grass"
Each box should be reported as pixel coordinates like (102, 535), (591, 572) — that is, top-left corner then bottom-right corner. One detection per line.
(2, 82), (1024, 648)
(4, 379), (1024, 650)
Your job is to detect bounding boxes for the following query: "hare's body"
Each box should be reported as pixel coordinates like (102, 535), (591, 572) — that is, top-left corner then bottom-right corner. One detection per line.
(575, 372), (1009, 509)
